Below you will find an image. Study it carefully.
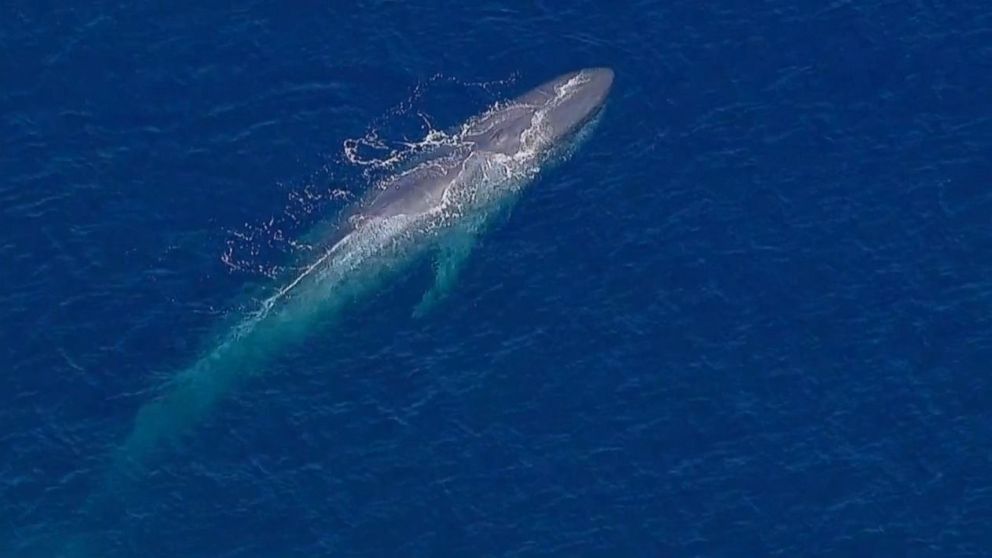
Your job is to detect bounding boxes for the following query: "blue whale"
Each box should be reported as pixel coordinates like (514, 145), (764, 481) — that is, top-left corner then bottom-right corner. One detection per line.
(116, 67), (615, 474)
(59, 65), (613, 558)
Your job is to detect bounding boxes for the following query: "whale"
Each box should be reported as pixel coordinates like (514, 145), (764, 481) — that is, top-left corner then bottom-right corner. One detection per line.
(54, 66), (614, 558)
(111, 67), (615, 478)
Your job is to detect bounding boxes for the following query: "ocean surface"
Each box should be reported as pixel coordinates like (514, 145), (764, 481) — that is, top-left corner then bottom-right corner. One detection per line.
(2, 2), (991, 556)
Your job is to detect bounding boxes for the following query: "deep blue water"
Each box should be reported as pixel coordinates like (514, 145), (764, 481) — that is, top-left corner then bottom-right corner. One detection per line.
(3, 1), (992, 556)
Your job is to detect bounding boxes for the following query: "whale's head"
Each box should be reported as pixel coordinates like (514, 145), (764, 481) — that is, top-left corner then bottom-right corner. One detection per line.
(528, 67), (614, 143)
(463, 68), (614, 156)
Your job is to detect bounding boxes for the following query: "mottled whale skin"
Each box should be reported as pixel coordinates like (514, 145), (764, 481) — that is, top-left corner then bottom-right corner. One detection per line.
(116, 67), (614, 474)
(362, 67), (614, 221)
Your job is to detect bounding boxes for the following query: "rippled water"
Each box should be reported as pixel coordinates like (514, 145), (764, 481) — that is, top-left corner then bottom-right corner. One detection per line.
(2, 2), (991, 556)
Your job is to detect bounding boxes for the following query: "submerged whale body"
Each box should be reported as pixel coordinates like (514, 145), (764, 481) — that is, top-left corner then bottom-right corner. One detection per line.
(115, 67), (615, 476)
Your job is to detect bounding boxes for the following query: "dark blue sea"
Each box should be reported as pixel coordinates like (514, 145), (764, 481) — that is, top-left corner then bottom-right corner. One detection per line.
(3, 2), (991, 557)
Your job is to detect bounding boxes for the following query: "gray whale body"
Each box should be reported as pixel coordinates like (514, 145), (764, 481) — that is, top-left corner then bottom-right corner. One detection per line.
(116, 67), (614, 474)
(62, 66), (613, 558)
